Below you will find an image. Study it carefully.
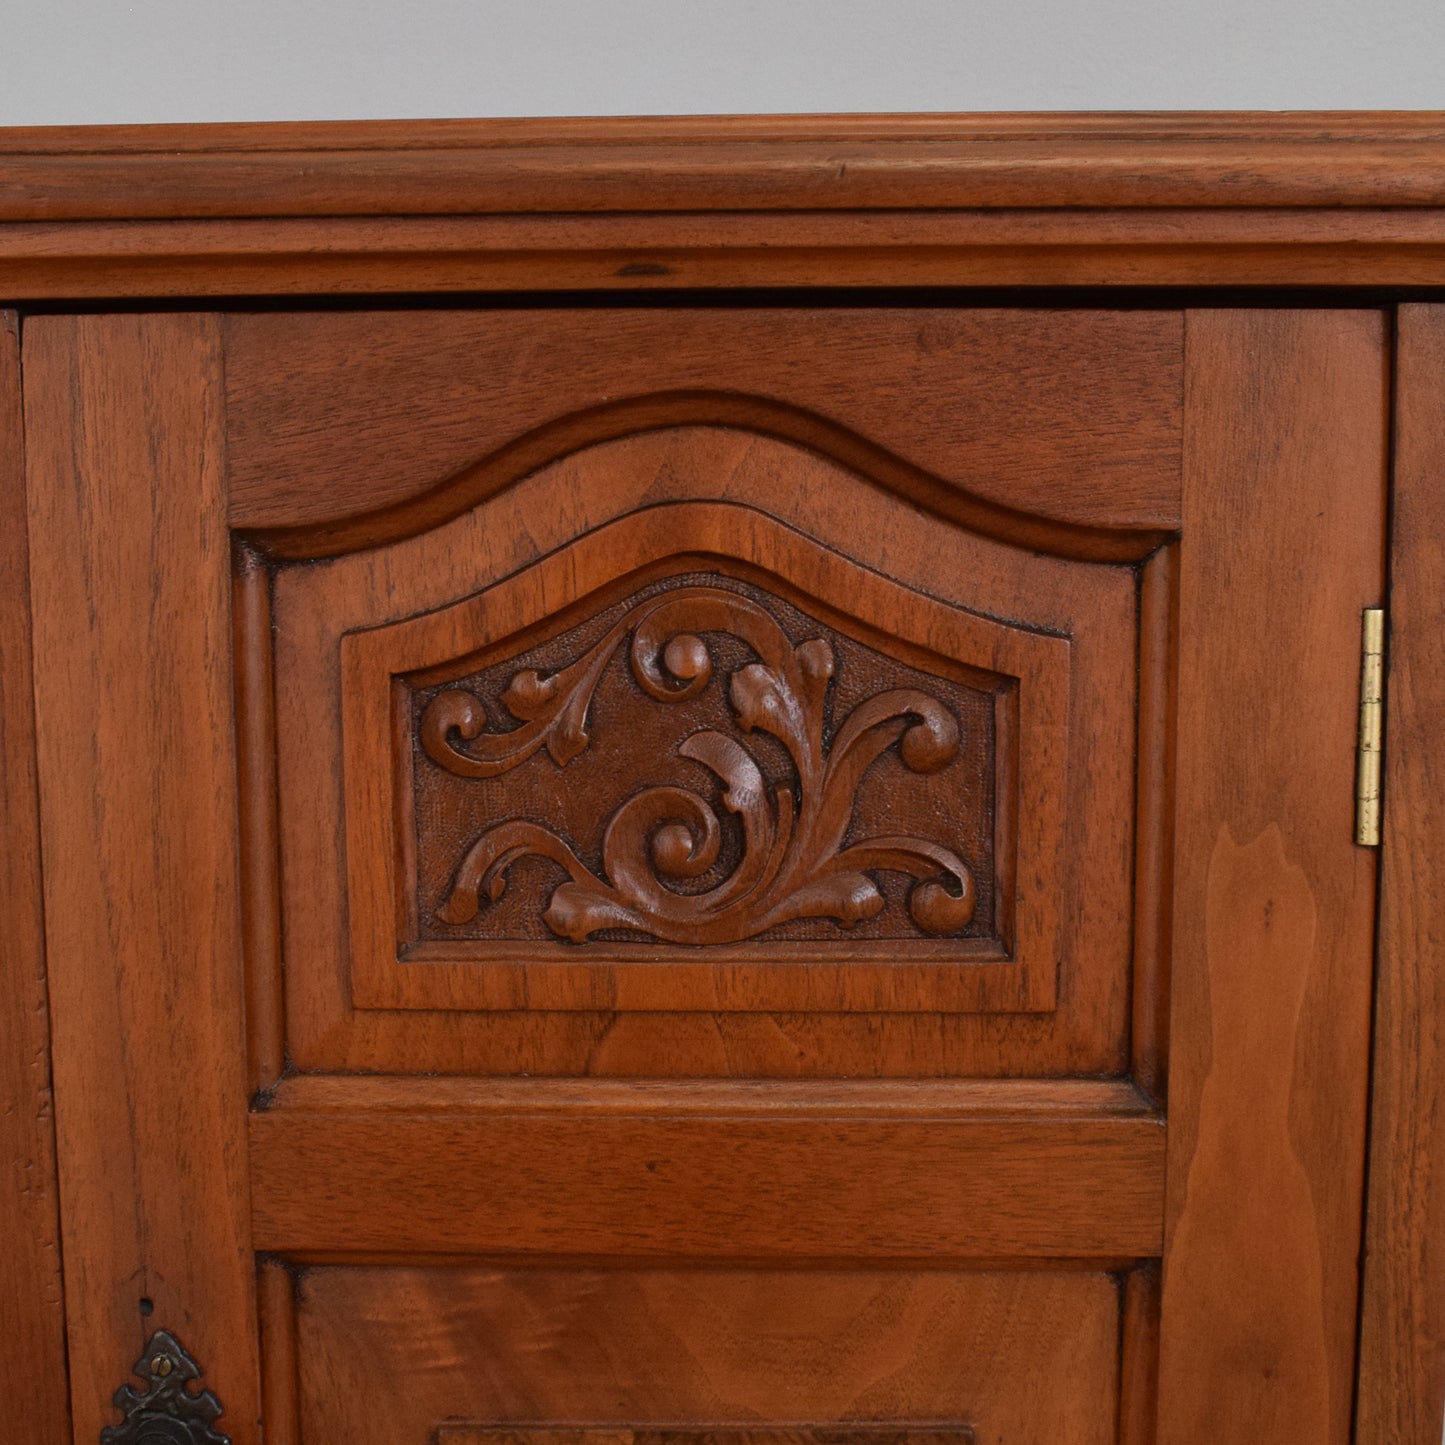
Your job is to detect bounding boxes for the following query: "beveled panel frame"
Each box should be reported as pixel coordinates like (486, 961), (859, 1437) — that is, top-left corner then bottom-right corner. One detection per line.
(339, 507), (1067, 1013)
(257, 424), (1140, 1075)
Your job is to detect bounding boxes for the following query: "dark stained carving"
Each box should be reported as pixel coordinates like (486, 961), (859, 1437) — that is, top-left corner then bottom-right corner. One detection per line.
(414, 577), (990, 947)
(101, 1330), (230, 1445)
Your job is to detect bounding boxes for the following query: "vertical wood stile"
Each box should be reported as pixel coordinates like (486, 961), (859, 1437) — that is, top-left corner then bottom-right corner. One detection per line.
(1157, 310), (1387, 1445)
(0, 312), (71, 1445)
(23, 315), (260, 1443)
(1356, 304), (1445, 1444)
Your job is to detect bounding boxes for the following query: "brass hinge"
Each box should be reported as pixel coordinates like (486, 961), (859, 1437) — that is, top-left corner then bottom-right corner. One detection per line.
(1355, 607), (1385, 847)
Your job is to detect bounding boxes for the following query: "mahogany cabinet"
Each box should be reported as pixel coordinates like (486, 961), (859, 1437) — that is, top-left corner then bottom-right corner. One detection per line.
(1, 115), (1443, 1445)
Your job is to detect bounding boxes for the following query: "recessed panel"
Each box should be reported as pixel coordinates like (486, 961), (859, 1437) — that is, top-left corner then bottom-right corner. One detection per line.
(289, 1267), (1121, 1445)
(340, 512), (1069, 1015)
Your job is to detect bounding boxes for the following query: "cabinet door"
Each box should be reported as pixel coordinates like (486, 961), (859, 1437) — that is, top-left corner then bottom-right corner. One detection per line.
(22, 308), (1385, 1445)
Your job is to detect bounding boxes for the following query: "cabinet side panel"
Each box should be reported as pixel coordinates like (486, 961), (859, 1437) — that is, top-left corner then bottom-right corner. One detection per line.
(1356, 304), (1445, 1445)
(1158, 310), (1387, 1445)
(0, 313), (70, 1443)
(24, 315), (260, 1443)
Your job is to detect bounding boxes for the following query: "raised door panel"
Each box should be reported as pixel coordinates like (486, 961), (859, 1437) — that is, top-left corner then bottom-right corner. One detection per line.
(235, 305), (1169, 1445)
(240, 310), (1160, 1078)
(267, 434), (1131, 1061)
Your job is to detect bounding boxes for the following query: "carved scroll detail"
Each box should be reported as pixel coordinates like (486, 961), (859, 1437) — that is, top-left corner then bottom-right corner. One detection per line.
(420, 585), (977, 945)
(100, 1330), (230, 1445)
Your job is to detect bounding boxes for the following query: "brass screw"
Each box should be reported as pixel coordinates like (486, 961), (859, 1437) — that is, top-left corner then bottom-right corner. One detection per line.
(152, 1355), (173, 1377)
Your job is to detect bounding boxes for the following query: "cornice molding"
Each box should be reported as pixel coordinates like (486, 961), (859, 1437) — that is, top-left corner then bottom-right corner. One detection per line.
(3, 113), (1445, 294)
(5, 112), (1445, 217)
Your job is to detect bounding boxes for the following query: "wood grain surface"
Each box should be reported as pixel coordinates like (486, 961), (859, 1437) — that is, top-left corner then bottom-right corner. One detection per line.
(5, 209), (1445, 297)
(233, 551), (286, 1090)
(1118, 1264), (1162, 1445)
(23, 315), (260, 1443)
(2, 121), (1442, 1444)
(267, 423), (1137, 1077)
(1156, 310), (1387, 1444)
(290, 1266), (1121, 1445)
(1356, 304), (1445, 1444)
(249, 1076), (1163, 1261)
(0, 312), (70, 1445)
(3, 116), (1445, 295)
(4, 113), (1445, 219)
(224, 308), (1182, 550)
(1130, 545), (1179, 1102)
(333, 502), (1070, 1017)
(257, 1257), (301, 1445)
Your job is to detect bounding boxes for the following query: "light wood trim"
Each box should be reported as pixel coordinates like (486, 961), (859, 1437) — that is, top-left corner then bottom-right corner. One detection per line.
(9, 110), (1445, 150)
(1356, 305), (1445, 1444)
(249, 1077), (1163, 1262)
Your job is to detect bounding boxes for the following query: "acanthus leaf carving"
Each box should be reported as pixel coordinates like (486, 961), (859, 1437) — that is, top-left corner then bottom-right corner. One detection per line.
(419, 584), (978, 945)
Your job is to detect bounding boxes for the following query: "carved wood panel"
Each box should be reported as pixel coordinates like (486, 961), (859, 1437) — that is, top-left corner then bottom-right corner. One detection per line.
(338, 502), (1073, 1016)
(263, 424), (1140, 1072)
(404, 569), (1001, 952)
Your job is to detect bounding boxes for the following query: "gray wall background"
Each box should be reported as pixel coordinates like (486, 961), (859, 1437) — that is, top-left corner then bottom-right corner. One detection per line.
(4, 0), (1444, 125)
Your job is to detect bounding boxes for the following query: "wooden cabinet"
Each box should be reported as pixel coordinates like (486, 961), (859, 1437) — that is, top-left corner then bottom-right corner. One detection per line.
(2, 116), (1443, 1445)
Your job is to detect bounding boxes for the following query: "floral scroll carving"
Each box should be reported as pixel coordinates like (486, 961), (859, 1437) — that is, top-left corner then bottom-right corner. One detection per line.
(417, 584), (979, 946)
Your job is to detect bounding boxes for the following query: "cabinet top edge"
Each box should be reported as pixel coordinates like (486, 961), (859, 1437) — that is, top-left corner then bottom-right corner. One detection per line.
(6, 110), (1445, 221)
